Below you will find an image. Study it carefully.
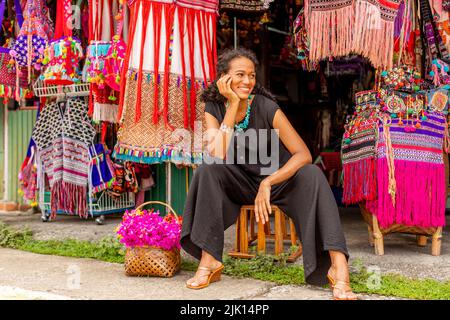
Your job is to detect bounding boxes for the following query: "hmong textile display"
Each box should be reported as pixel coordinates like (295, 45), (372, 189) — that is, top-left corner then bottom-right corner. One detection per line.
(0, 0), (32, 102)
(365, 107), (448, 228)
(114, 0), (219, 165)
(306, 0), (354, 63)
(41, 37), (84, 85)
(32, 98), (96, 219)
(40, 0), (84, 85)
(305, 0), (401, 69)
(90, 143), (115, 194)
(420, 0), (450, 78)
(10, 0), (54, 83)
(293, 7), (318, 71)
(85, 0), (122, 123)
(341, 90), (378, 204)
(430, 59), (450, 87)
(108, 161), (138, 198)
(430, 8), (450, 66)
(18, 109), (40, 207)
(343, 66), (449, 228)
(352, 0), (402, 69)
(220, 0), (272, 12)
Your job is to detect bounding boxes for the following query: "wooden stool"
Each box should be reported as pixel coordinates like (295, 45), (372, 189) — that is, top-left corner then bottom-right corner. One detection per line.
(228, 205), (302, 262)
(360, 203), (443, 256)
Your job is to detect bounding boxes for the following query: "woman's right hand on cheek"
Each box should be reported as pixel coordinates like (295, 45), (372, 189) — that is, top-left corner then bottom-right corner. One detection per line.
(216, 75), (240, 105)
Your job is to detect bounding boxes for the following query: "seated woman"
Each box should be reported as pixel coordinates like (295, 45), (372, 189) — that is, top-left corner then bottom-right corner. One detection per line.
(180, 48), (357, 300)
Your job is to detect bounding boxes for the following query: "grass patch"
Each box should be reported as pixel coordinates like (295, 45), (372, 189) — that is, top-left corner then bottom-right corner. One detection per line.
(0, 222), (125, 263)
(1, 222), (449, 300)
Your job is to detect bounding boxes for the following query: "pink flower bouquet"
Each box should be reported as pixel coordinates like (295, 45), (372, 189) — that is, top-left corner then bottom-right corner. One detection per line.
(116, 208), (182, 251)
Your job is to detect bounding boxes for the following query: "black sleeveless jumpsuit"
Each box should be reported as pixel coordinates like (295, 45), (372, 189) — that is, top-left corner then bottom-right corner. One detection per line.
(180, 94), (349, 286)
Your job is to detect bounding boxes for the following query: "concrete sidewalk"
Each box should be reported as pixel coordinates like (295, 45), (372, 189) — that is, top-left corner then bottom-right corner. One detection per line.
(1, 207), (448, 281)
(0, 248), (400, 300)
(0, 208), (448, 300)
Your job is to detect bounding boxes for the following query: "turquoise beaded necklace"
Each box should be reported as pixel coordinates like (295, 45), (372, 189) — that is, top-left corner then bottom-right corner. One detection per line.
(234, 95), (253, 132)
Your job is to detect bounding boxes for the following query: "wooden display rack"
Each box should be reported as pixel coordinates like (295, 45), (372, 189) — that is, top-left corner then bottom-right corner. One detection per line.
(359, 202), (443, 256)
(359, 153), (447, 256)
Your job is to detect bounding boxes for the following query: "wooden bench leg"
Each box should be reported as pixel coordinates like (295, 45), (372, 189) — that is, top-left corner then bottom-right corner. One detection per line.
(287, 218), (302, 262)
(239, 208), (249, 254)
(235, 216), (241, 252)
(264, 217), (271, 235)
(289, 219), (297, 246)
(250, 210), (256, 243)
(274, 208), (283, 256)
(368, 226), (375, 247)
(280, 213), (287, 239)
(432, 227), (442, 256)
(257, 219), (266, 254)
(372, 214), (384, 256)
(417, 235), (428, 247)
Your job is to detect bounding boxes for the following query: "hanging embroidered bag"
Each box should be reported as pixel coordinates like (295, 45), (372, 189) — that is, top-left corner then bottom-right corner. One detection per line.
(40, 0), (84, 85)
(10, 0), (53, 82)
(41, 37), (84, 85)
(103, 1), (126, 92)
(83, 0), (114, 87)
(0, 0), (15, 87)
(90, 143), (115, 194)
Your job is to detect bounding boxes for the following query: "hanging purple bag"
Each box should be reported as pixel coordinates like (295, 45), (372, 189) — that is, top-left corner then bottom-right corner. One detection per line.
(10, 0), (53, 83)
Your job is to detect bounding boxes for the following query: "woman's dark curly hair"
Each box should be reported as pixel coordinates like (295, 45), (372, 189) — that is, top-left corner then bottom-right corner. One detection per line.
(201, 47), (276, 104)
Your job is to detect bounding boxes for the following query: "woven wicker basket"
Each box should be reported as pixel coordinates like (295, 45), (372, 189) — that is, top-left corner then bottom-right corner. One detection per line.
(123, 201), (181, 277)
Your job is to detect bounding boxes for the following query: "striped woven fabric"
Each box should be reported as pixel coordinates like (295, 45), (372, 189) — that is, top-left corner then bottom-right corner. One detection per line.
(366, 111), (447, 228)
(341, 124), (378, 205)
(342, 128), (378, 165)
(377, 115), (446, 164)
(341, 89), (379, 204)
(378, 0), (402, 22)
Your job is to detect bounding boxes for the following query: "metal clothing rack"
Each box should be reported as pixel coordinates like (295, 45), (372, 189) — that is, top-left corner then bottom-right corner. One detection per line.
(34, 81), (135, 224)
(33, 79), (91, 98)
(38, 164), (135, 224)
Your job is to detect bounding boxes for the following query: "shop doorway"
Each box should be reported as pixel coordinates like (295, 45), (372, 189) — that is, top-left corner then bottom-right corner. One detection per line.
(216, 0), (375, 158)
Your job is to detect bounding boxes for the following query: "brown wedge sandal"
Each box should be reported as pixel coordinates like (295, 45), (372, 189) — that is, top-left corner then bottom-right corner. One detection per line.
(186, 264), (224, 290)
(327, 272), (358, 300)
